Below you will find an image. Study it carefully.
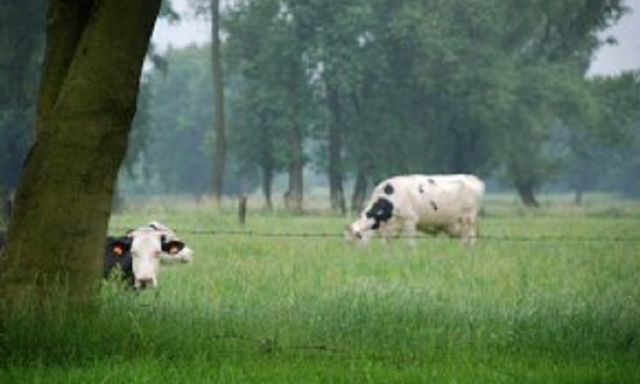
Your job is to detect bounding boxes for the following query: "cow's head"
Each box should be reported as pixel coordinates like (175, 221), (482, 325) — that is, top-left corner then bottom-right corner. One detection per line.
(148, 221), (194, 263)
(345, 197), (394, 244)
(108, 228), (185, 289)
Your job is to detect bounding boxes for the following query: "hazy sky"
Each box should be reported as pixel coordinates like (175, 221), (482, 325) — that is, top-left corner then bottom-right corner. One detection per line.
(152, 0), (640, 76)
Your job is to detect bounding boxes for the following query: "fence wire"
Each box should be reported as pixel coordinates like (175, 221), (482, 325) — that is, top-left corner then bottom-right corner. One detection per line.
(110, 227), (640, 243)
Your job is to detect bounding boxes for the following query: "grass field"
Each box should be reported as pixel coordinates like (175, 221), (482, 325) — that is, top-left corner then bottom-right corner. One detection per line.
(1, 195), (640, 383)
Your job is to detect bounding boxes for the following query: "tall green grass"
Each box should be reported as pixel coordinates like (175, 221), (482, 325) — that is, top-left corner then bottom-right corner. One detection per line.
(1, 198), (639, 383)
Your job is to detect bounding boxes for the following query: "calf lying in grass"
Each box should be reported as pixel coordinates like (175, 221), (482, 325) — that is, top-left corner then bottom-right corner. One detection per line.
(105, 222), (193, 289)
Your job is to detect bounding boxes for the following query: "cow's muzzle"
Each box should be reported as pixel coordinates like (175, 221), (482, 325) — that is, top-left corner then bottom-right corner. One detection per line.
(135, 277), (157, 290)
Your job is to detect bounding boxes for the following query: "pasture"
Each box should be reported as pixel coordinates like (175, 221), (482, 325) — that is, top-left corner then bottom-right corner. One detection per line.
(1, 195), (640, 383)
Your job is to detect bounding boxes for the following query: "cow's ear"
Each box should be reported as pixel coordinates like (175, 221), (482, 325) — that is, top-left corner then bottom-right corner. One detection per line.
(110, 239), (131, 257)
(161, 237), (185, 255)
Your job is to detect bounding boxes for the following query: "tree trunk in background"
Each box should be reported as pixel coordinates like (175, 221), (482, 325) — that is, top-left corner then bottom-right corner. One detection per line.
(211, 0), (226, 206)
(516, 182), (540, 207)
(351, 171), (368, 214)
(327, 87), (346, 215)
(284, 120), (304, 212)
(261, 134), (275, 210)
(0, 0), (161, 311)
(259, 119), (274, 210)
(261, 160), (273, 210)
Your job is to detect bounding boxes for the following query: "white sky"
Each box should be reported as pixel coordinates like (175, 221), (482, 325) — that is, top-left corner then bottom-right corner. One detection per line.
(152, 0), (640, 76)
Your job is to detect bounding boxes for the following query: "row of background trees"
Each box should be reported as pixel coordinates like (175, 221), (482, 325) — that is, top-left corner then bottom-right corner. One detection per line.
(2, 0), (640, 215)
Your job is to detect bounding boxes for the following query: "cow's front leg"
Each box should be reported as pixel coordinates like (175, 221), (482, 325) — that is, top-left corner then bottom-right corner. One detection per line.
(401, 219), (418, 247)
(378, 226), (395, 244)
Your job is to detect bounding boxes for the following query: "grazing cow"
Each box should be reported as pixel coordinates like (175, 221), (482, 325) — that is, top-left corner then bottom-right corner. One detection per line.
(346, 174), (485, 246)
(105, 224), (188, 289)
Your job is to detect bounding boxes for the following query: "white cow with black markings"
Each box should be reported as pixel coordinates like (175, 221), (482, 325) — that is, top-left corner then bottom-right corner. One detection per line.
(346, 174), (485, 246)
(106, 221), (194, 289)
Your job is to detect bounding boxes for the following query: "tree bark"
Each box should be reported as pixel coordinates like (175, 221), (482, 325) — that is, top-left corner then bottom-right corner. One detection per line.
(516, 182), (540, 207)
(36, 1), (93, 135)
(351, 171), (368, 214)
(327, 86), (346, 215)
(0, 0), (161, 310)
(211, 0), (226, 206)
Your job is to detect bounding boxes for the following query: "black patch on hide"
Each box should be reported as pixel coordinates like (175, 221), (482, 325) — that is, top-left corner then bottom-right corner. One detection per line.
(430, 200), (438, 211)
(383, 184), (394, 195)
(365, 198), (394, 230)
(104, 236), (134, 286)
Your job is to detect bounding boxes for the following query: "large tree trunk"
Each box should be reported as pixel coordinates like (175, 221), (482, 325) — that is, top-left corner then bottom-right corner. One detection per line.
(0, 0), (161, 310)
(516, 182), (540, 207)
(284, 121), (304, 213)
(211, 0), (226, 206)
(351, 171), (368, 214)
(327, 86), (346, 215)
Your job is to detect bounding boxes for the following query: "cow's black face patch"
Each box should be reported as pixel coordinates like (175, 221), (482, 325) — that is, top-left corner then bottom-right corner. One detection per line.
(383, 184), (394, 195)
(161, 236), (185, 255)
(365, 198), (394, 230)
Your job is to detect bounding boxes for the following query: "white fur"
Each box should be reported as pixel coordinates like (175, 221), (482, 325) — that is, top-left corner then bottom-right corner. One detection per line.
(129, 228), (163, 288)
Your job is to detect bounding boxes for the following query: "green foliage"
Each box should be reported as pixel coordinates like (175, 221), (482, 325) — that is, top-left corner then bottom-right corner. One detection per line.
(2, 204), (640, 382)
(217, 0), (635, 206)
(120, 46), (255, 196)
(226, 0), (316, 174)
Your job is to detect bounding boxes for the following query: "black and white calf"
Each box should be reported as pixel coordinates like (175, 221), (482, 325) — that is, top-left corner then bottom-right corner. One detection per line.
(105, 222), (191, 289)
(346, 174), (485, 246)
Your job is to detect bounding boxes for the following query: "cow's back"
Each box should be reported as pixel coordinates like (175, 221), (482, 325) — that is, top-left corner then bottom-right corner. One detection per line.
(370, 174), (484, 225)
